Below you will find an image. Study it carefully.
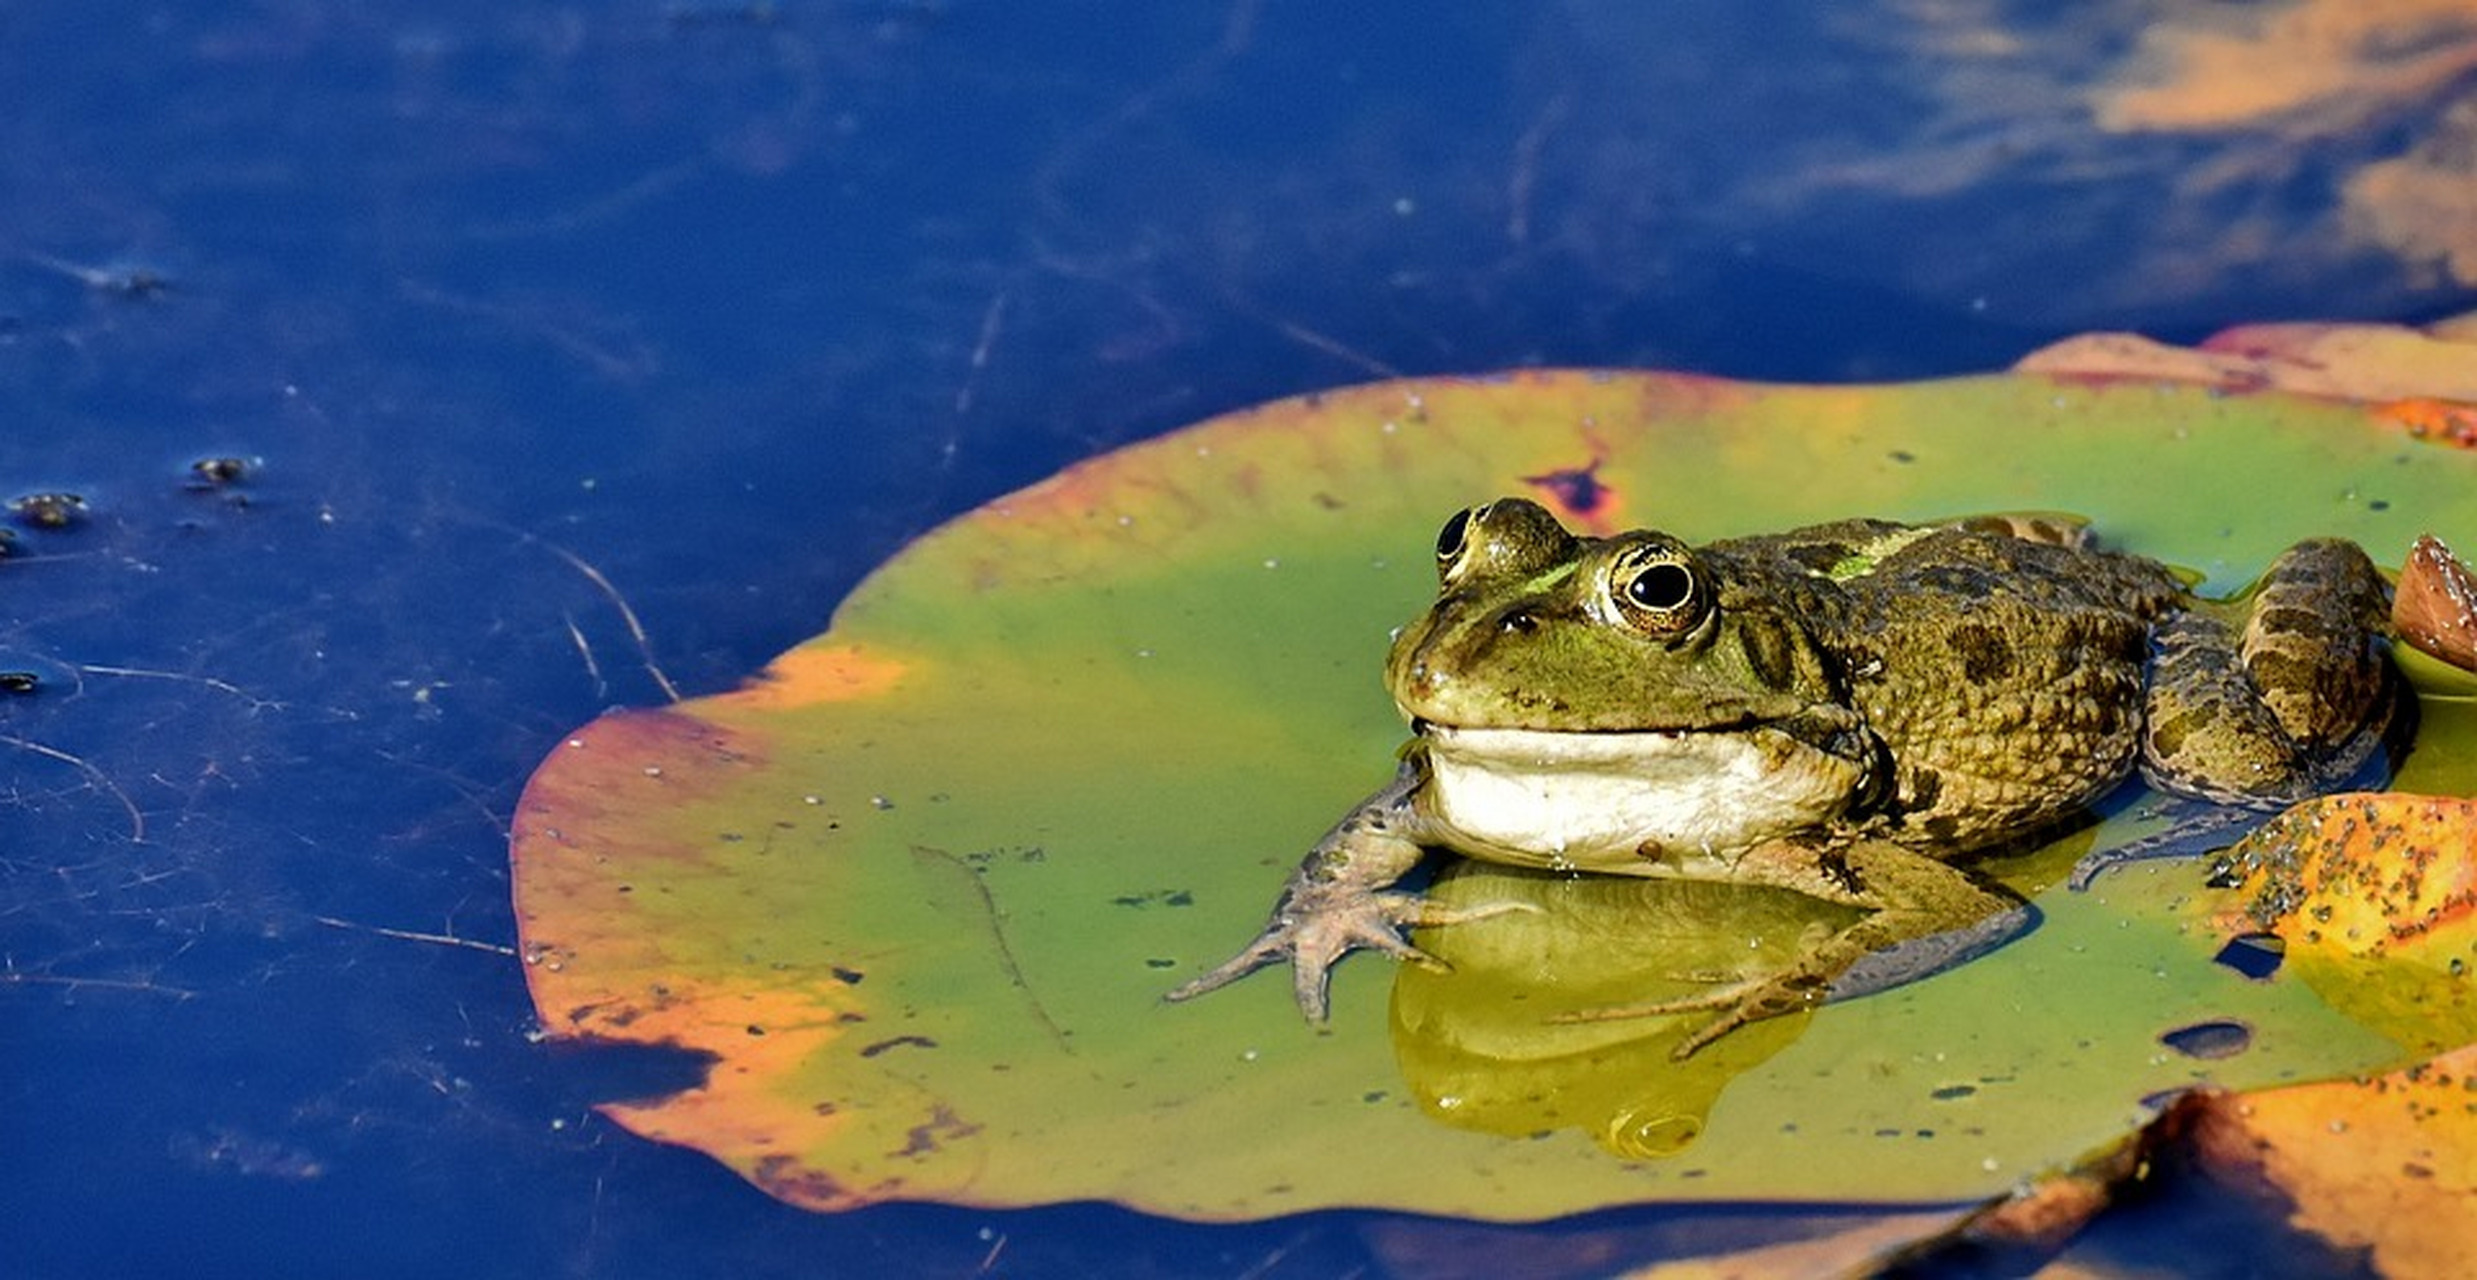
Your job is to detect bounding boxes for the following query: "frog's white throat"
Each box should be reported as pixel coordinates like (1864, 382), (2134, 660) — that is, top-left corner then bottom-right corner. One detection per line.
(1413, 723), (1866, 876)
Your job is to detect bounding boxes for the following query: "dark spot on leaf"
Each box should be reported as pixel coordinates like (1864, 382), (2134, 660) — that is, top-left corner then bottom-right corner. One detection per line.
(1889, 449), (1916, 463)
(1112, 888), (1197, 908)
(1929, 1084), (1976, 1101)
(547, 1037), (716, 1105)
(2159, 1018), (2253, 1060)
(859, 1034), (939, 1058)
(751, 1153), (848, 1205)
(894, 1104), (982, 1159)
(1519, 458), (1610, 514)
(2211, 932), (2284, 980)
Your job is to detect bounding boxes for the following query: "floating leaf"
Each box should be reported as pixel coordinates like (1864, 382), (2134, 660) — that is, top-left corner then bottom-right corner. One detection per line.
(2397, 533), (2477, 669)
(2213, 793), (2477, 1056)
(2018, 313), (2477, 402)
(2155, 1047), (2477, 1278)
(514, 363), (2477, 1222)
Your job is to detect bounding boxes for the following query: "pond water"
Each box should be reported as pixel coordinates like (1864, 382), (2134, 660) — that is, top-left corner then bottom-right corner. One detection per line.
(5, 3), (2474, 1277)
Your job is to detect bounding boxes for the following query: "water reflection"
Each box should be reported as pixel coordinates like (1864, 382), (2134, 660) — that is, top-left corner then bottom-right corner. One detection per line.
(1389, 863), (1862, 1159)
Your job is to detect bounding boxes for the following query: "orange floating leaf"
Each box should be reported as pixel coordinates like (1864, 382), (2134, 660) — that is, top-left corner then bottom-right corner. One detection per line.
(2170, 1046), (2477, 1278)
(2213, 793), (2477, 1055)
(2017, 318), (2477, 403)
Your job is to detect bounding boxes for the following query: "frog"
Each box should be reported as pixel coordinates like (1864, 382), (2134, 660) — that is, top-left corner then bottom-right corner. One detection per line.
(1165, 497), (2412, 1057)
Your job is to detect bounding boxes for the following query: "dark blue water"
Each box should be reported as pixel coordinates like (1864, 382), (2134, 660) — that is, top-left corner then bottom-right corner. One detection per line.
(4, 4), (2469, 1276)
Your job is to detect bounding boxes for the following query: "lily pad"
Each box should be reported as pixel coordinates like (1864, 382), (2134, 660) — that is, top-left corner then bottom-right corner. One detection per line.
(514, 357), (2477, 1222)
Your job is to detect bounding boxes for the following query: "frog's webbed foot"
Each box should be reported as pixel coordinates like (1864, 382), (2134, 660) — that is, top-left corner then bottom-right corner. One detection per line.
(2085, 539), (2413, 889)
(2066, 801), (2270, 890)
(1164, 887), (1529, 1021)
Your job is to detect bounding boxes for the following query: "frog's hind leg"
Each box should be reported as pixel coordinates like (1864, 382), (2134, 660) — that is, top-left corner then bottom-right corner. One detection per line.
(2080, 540), (2411, 887)
(2238, 538), (2409, 784)
(2142, 539), (2405, 805)
(2136, 610), (2318, 807)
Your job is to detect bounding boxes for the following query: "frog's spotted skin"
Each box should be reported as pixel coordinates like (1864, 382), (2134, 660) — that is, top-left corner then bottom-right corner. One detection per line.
(1167, 499), (2412, 1056)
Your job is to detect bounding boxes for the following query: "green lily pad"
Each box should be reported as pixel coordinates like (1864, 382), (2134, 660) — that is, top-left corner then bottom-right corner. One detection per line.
(512, 367), (2477, 1222)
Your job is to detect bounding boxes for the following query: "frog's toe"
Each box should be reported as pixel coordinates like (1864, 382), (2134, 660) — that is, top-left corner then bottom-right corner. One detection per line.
(1162, 936), (1292, 1007)
(1286, 893), (1453, 1013)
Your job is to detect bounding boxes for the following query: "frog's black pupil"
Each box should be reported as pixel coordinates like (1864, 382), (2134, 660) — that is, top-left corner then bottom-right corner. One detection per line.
(1436, 508), (1473, 562)
(1629, 562), (1694, 611)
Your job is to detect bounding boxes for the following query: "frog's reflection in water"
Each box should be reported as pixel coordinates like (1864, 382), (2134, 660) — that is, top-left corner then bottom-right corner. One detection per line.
(1389, 862), (1864, 1159)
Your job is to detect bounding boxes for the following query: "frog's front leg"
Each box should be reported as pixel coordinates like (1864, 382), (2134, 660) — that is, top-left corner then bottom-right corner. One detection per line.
(1165, 757), (1518, 1020)
(1559, 839), (2025, 1059)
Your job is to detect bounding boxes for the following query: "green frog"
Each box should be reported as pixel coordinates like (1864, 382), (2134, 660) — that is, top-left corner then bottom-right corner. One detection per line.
(1167, 498), (2410, 1056)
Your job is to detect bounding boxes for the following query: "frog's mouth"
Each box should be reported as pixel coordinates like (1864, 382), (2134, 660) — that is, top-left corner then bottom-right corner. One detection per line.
(1405, 719), (1866, 867)
(1409, 721), (1791, 777)
(1409, 717), (1755, 743)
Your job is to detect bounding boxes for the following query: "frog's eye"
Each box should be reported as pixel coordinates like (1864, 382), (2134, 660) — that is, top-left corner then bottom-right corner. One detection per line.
(1609, 546), (1707, 635)
(1434, 505), (1480, 577)
(1435, 498), (1575, 585)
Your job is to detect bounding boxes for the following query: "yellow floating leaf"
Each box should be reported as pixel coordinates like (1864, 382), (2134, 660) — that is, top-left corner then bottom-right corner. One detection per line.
(2214, 793), (2477, 1054)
